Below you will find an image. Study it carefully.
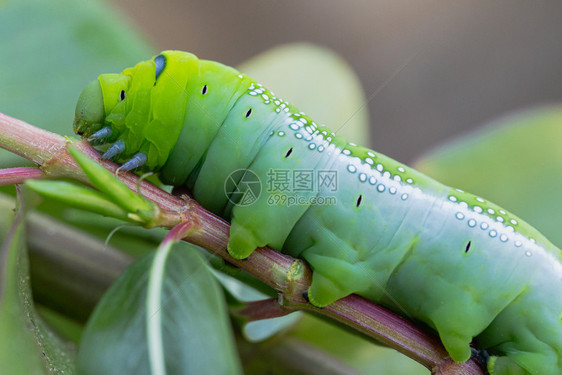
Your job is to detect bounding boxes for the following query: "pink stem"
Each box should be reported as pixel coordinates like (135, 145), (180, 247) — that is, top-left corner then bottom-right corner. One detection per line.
(0, 167), (43, 185)
(236, 298), (294, 322)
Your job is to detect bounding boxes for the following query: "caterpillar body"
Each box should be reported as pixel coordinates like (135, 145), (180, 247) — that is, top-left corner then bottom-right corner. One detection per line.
(73, 50), (562, 375)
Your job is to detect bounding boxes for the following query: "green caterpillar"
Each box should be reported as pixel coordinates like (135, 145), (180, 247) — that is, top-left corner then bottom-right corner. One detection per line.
(74, 50), (562, 375)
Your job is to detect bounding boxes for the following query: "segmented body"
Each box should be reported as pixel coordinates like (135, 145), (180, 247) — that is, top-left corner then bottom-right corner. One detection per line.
(74, 51), (562, 375)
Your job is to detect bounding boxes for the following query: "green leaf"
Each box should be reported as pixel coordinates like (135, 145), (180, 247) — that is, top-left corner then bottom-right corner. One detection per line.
(26, 179), (131, 221)
(0, 0), (154, 167)
(212, 270), (302, 342)
(238, 43), (369, 146)
(67, 145), (154, 223)
(0, 188), (76, 374)
(414, 106), (562, 248)
(78, 241), (242, 375)
(36, 305), (84, 344)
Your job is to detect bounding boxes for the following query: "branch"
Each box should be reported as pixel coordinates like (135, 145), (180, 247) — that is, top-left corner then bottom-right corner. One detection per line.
(0, 112), (484, 375)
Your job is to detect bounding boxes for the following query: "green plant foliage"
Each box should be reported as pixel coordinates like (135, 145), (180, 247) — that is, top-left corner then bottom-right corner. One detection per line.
(26, 179), (132, 222)
(0, 191), (75, 374)
(67, 145), (155, 222)
(77, 241), (242, 375)
(0, 0), (154, 168)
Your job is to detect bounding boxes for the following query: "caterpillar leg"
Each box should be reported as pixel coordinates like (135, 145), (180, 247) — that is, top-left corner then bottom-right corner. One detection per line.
(227, 219), (262, 259)
(470, 350), (531, 375)
(306, 271), (355, 307)
(487, 356), (532, 375)
(301, 250), (374, 308)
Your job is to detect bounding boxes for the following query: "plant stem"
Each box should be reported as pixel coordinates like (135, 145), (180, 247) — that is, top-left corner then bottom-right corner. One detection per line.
(0, 167), (43, 185)
(234, 298), (294, 322)
(0, 112), (484, 375)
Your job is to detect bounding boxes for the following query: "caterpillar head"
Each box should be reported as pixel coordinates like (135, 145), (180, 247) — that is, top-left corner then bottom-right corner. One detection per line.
(73, 51), (193, 172)
(73, 80), (105, 137)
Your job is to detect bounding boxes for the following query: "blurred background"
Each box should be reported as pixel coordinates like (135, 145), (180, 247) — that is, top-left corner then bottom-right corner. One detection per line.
(117, 0), (562, 163)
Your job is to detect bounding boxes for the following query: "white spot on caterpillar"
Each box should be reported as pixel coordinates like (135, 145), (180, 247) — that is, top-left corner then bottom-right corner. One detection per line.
(261, 94), (269, 101)
(401, 193), (408, 200)
(238, 74), (243, 78)
(406, 178), (414, 184)
(343, 149), (351, 155)
(474, 206), (483, 213)
(383, 171), (391, 179)
(510, 219), (518, 225)
(289, 123), (300, 131)
(525, 251), (532, 257)
(456, 212), (465, 220)
(496, 216), (504, 223)
(248, 91), (258, 96)
(506, 226), (514, 232)
(365, 158), (374, 165)
(347, 165), (357, 173)
(398, 166), (405, 173)
(499, 209), (506, 215)
(295, 133), (303, 139)
(456, 188), (464, 193)
(308, 143), (316, 150)
(376, 164), (384, 172)
(449, 196), (458, 202)
(367, 151), (376, 158)
(278, 131), (285, 136)
(459, 202), (469, 209)
(476, 197), (485, 203)
(369, 176), (377, 185)
(500, 234), (508, 242)
(515, 240), (522, 247)
(481, 222), (489, 230)
(349, 142), (357, 146)
(377, 184), (385, 192)
(487, 208), (495, 214)
(529, 238), (536, 243)
(389, 186), (397, 194)
(489, 230), (497, 238)
(317, 145), (325, 152)
(468, 219), (477, 227)
(359, 173), (367, 182)
(393, 175), (401, 182)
